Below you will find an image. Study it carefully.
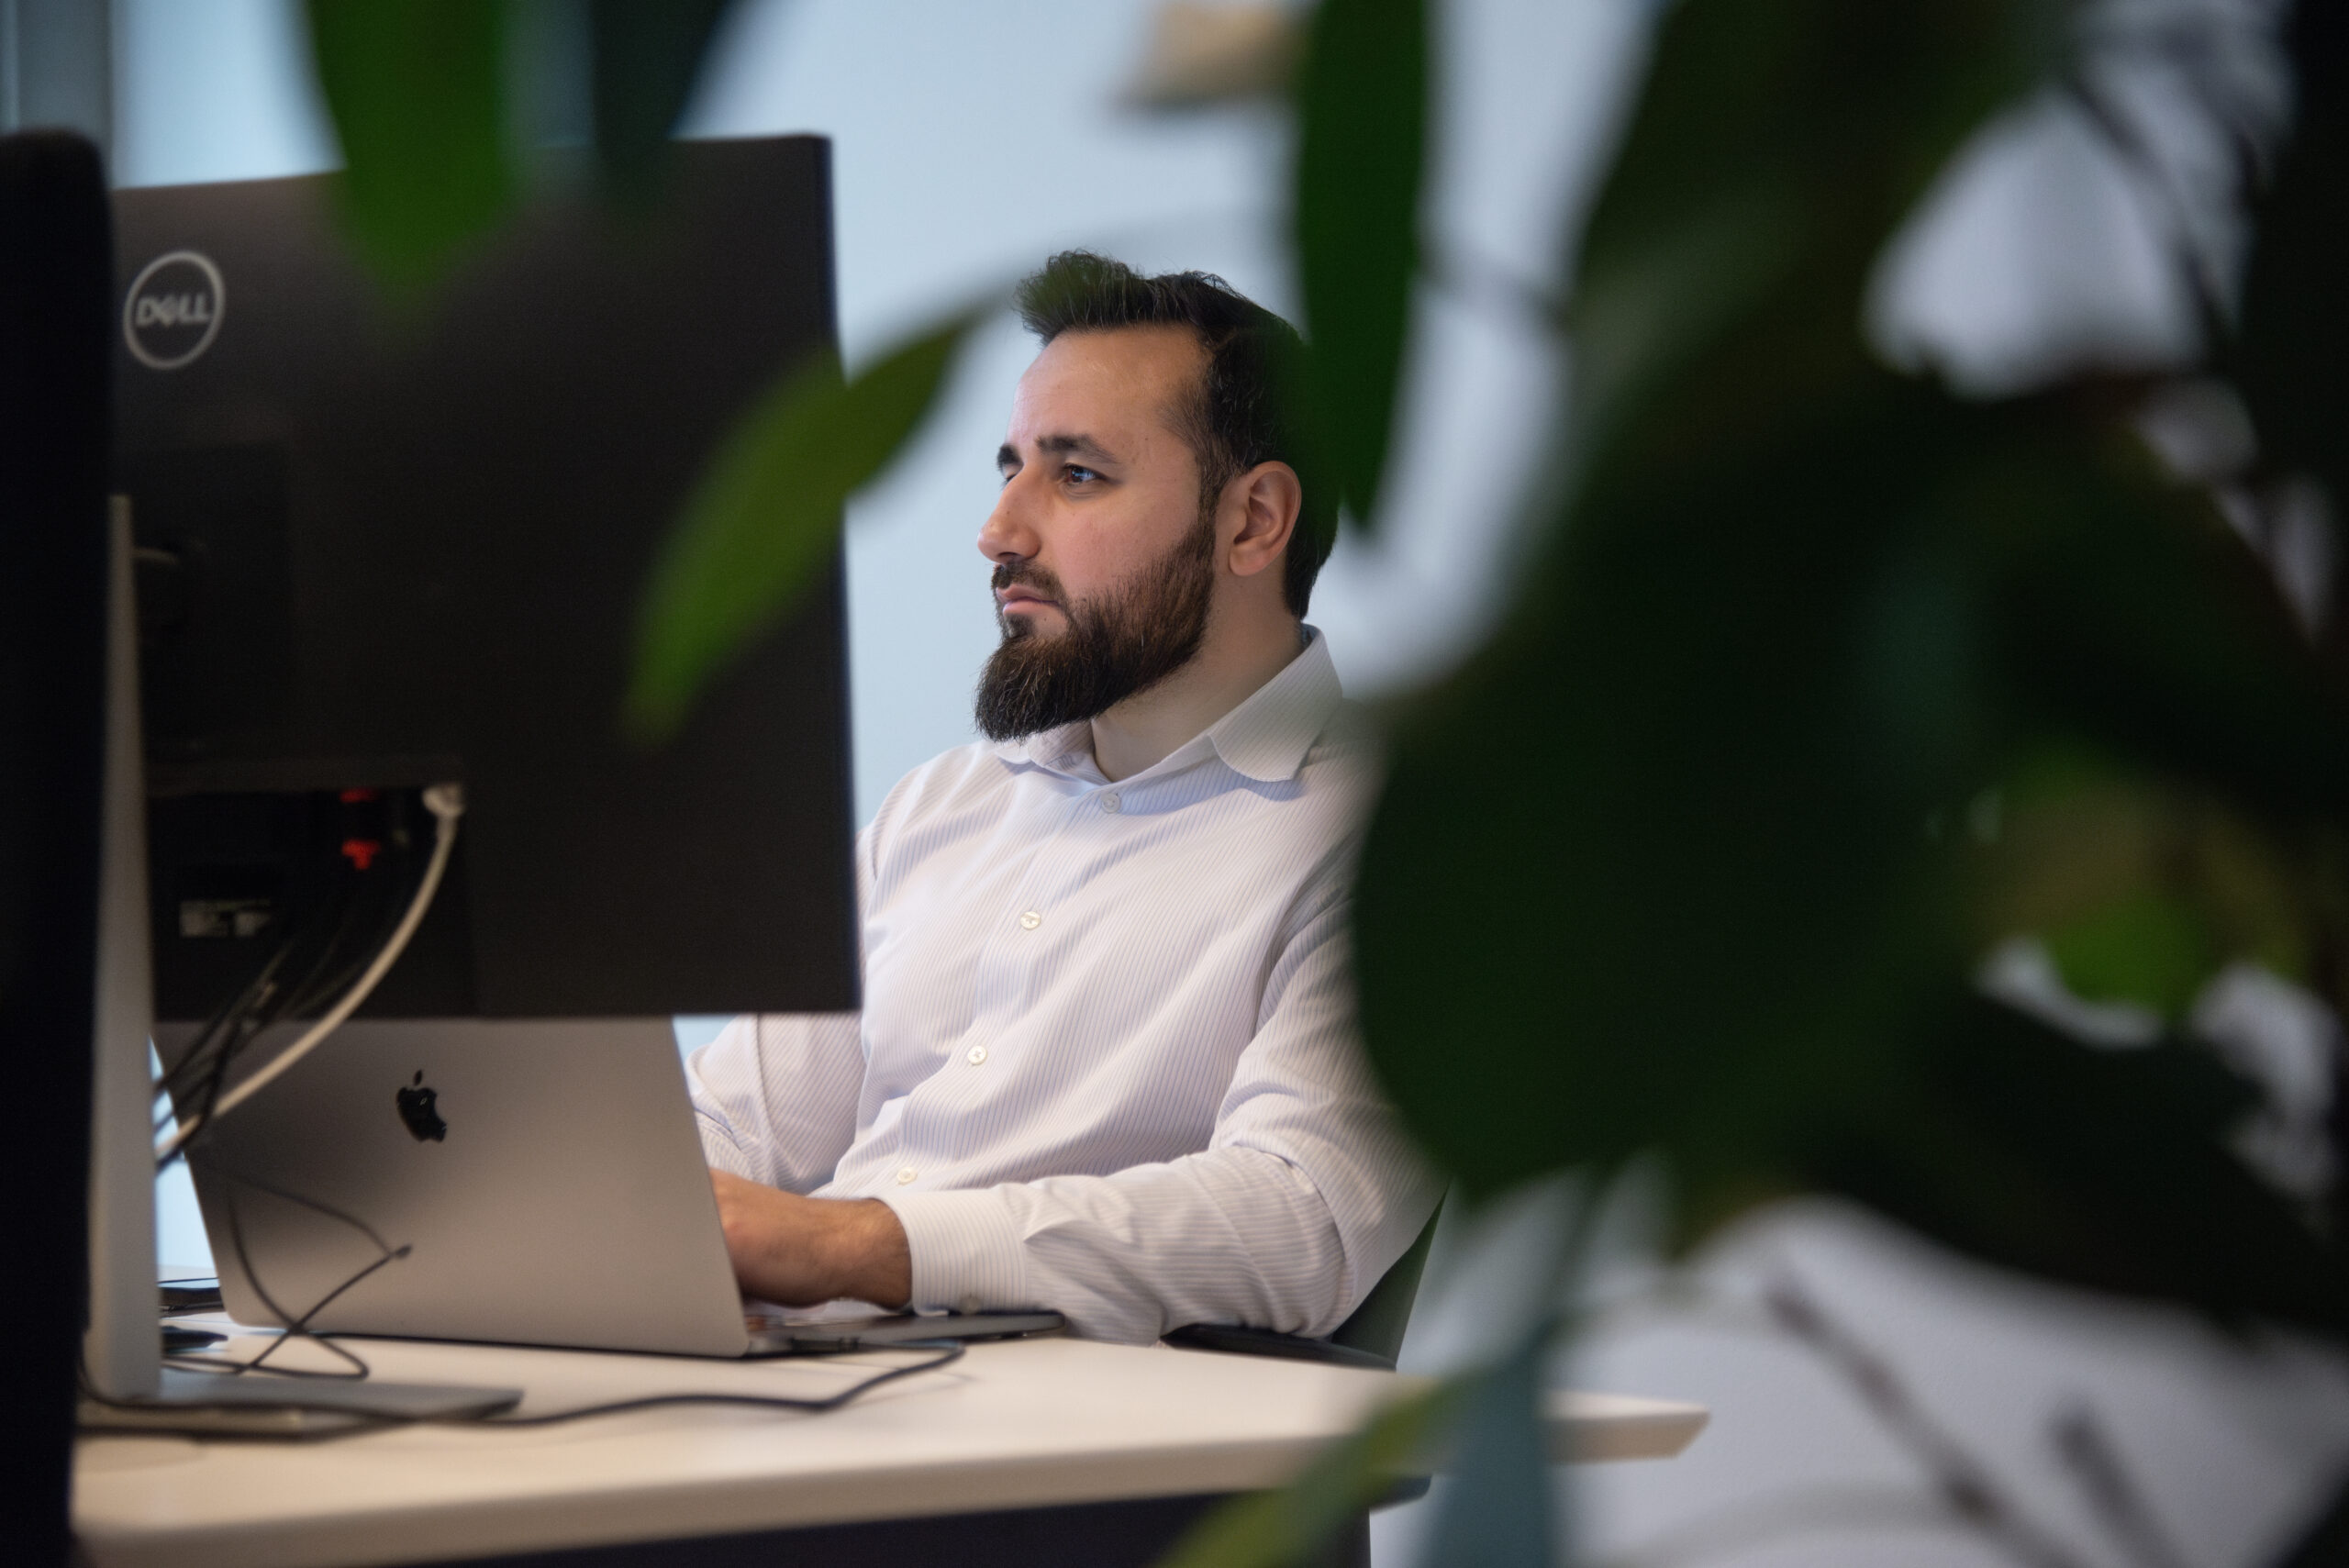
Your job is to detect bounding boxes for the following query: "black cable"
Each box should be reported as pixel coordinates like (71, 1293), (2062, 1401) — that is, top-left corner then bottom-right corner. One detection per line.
(130, 1154), (962, 1427)
(155, 936), (297, 1126)
(204, 1155), (404, 1256)
(267, 823), (406, 1025)
(278, 796), (421, 1018)
(155, 806), (414, 1172)
(107, 786), (954, 1440)
(158, 785), (408, 1115)
(140, 797), (443, 1385)
(159, 901), (337, 1150)
(184, 1156), (406, 1381)
(109, 1343), (965, 1436)
(468, 1342), (967, 1426)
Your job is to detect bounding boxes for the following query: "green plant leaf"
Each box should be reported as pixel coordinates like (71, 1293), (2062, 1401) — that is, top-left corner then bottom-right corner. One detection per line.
(1156, 1381), (1461, 1568)
(1813, 991), (2349, 1336)
(625, 315), (977, 741)
(1419, 1332), (1556, 1568)
(2042, 893), (2216, 1019)
(306, 0), (517, 289)
(1353, 376), (1989, 1207)
(2232, 2), (2349, 613)
(1965, 413), (2349, 820)
(587, 0), (738, 206)
(1564, 0), (2051, 480)
(1966, 755), (2315, 1012)
(1353, 0), (2349, 1272)
(1292, 0), (1429, 532)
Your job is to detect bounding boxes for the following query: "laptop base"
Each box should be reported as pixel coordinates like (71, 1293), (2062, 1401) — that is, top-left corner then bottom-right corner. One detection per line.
(744, 1309), (1065, 1357)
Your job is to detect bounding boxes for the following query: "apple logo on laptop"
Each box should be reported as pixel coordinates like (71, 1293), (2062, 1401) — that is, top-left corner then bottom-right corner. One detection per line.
(395, 1071), (447, 1142)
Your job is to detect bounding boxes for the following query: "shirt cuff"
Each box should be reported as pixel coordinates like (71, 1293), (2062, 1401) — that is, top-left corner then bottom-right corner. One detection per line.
(881, 1187), (1030, 1315)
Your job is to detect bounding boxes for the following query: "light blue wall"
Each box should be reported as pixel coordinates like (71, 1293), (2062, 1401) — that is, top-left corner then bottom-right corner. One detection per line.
(112, 0), (335, 185)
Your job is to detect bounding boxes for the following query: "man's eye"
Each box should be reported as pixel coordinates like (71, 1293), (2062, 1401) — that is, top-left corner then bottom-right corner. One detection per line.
(1064, 465), (1099, 484)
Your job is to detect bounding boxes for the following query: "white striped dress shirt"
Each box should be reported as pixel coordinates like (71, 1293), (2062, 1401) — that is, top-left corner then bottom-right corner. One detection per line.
(688, 629), (1440, 1344)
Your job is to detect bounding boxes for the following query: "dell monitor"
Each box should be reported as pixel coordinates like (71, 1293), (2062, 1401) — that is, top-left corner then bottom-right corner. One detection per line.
(85, 136), (860, 1401)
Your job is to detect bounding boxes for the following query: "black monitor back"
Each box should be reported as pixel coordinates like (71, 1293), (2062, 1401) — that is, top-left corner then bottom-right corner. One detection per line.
(114, 137), (858, 1020)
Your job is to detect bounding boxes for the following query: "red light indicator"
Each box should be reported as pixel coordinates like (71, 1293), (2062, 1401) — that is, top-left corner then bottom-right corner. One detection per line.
(340, 838), (383, 871)
(339, 788), (378, 804)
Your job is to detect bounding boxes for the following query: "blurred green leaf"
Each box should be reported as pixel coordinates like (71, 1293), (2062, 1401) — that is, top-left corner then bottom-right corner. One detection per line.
(1564, 0), (2051, 476)
(588, 0), (737, 206)
(2232, 5), (2349, 604)
(1353, 375), (1987, 1210)
(1292, 0), (1429, 531)
(1355, 0), (2349, 1280)
(1157, 1381), (1460, 1568)
(625, 316), (976, 741)
(1813, 991), (2349, 1336)
(2043, 894), (2215, 1019)
(306, 0), (516, 289)
(1970, 418), (2349, 819)
(1968, 756), (2313, 1018)
(1419, 1332), (1555, 1568)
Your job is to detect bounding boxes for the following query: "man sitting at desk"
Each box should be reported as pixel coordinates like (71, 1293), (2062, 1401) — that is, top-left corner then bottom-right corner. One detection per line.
(687, 251), (1438, 1345)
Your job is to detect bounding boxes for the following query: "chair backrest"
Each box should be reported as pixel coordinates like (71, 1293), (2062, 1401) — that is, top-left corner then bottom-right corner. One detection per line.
(1327, 1206), (1441, 1366)
(1161, 1202), (1444, 1371)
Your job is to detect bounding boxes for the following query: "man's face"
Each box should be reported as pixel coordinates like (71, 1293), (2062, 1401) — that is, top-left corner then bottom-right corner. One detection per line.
(974, 326), (1221, 740)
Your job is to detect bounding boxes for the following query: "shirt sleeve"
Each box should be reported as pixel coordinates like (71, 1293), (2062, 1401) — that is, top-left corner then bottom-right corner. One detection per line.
(879, 896), (1442, 1345)
(687, 1012), (866, 1192)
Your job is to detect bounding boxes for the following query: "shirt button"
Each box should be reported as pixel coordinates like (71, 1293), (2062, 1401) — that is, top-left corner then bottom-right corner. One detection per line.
(1100, 792), (1121, 814)
(1019, 910), (1041, 930)
(966, 1045), (988, 1066)
(896, 1166), (918, 1185)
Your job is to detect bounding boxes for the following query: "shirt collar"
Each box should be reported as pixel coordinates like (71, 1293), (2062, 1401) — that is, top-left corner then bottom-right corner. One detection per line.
(990, 626), (1342, 785)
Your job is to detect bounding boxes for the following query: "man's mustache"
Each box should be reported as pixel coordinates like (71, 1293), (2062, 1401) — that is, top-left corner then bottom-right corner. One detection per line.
(992, 562), (1063, 599)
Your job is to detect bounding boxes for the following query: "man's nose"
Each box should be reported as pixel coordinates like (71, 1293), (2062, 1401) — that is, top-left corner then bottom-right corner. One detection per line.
(977, 473), (1041, 565)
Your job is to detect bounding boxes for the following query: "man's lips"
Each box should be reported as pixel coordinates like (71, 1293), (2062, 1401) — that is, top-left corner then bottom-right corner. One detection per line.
(996, 587), (1059, 611)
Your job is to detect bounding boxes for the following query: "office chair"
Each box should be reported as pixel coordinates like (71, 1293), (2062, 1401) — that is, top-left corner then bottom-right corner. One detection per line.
(1163, 1207), (1447, 1562)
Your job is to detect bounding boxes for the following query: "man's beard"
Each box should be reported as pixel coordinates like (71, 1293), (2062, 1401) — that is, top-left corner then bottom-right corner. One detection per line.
(974, 510), (1218, 742)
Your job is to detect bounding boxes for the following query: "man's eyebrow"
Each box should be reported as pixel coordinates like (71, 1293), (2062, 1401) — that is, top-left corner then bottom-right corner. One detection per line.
(1033, 432), (1119, 464)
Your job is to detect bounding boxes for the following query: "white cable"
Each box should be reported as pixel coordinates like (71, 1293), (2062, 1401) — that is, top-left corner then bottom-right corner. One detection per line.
(158, 784), (465, 1162)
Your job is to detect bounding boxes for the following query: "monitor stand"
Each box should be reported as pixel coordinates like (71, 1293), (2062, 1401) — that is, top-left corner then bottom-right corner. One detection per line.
(80, 1367), (518, 1437)
(81, 499), (518, 1427)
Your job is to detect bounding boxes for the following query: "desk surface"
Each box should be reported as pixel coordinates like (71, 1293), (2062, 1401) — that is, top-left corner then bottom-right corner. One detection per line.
(76, 1328), (1708, 1568)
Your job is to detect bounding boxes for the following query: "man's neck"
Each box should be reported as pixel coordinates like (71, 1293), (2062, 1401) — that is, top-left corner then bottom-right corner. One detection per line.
(1088, 612), (1306, 783)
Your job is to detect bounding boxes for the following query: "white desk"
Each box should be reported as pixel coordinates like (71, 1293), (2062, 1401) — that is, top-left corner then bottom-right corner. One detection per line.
(76, 1328), (1707, 1568)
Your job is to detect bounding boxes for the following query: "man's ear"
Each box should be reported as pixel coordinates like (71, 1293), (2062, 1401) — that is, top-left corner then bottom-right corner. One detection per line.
(1224, 462), (1302, 581)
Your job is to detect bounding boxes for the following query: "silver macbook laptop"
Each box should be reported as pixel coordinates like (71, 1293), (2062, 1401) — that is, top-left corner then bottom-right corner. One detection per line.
(161, 1018), (1062, 1357)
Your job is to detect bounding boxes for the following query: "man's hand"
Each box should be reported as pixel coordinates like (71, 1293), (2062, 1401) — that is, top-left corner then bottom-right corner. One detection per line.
(708, 1169), (913, 1308)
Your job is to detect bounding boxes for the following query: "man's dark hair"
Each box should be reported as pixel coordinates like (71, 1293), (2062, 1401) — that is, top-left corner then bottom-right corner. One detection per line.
(1014, 251), (1333, 617)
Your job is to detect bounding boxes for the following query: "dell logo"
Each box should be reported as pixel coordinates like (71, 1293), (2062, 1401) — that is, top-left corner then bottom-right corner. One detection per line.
(123, 250), (226, 370)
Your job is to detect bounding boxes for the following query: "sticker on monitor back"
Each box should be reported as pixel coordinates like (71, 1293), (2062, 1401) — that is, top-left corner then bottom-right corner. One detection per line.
(124, 250), (226, 371)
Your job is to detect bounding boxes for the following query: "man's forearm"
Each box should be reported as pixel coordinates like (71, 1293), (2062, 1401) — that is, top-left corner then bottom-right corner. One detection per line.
(709, 1170), (912, 1307)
